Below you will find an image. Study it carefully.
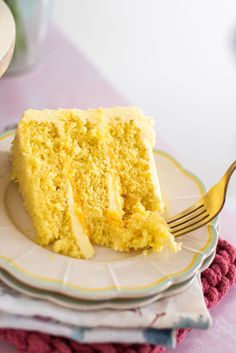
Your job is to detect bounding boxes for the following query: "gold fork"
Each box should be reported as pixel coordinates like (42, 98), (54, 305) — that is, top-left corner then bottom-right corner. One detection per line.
(167, 161), (236, 237)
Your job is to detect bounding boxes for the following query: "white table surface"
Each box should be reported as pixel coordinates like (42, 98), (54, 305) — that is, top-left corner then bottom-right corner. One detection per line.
(1, 1), (235, 351)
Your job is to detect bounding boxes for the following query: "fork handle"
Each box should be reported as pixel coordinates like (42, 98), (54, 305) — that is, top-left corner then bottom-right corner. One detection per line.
(224, 160), (236, 180)
(223, 160), (236, 191)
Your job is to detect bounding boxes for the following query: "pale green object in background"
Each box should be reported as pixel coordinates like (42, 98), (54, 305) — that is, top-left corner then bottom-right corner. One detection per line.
(4, 0), (51, 75)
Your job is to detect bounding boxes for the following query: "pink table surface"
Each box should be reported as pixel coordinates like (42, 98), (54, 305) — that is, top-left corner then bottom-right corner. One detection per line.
(0, 25), (126, 131)
(0, 25), (235, 353)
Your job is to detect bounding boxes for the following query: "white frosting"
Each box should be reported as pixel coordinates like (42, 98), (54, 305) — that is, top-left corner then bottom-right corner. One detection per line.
(67, 182), (94, 259)
(144, 138), (164, 212)
(107, 173), (123, 212)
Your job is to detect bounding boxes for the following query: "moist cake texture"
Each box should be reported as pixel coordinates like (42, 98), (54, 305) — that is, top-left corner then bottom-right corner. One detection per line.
(11, 107), (180, 259)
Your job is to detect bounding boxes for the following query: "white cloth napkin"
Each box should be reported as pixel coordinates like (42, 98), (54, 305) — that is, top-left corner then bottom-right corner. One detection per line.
(0, 274), (211, 347)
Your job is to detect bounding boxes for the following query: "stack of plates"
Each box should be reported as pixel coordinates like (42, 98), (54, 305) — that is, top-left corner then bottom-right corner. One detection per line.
(0, 131), (218, 310)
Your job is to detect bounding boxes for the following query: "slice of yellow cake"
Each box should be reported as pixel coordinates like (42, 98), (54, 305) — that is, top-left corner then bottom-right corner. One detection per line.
(11, 107), (180, 259)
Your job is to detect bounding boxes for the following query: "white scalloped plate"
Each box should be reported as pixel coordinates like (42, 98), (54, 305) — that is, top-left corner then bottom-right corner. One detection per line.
(0, 0), (15, 76)
(0, 131), (218, 300)
(0, 250), (215, 311)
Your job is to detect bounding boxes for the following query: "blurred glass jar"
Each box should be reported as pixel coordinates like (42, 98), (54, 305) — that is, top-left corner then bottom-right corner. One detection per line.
(4, 0), (51, 75)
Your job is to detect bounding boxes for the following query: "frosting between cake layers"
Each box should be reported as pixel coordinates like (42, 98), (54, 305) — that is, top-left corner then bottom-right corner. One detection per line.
(11, 107), (179, 259)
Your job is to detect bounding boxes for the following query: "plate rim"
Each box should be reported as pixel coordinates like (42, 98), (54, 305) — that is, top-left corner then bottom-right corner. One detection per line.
(0, 249), (215, 310)
(0, 131), (218, 299)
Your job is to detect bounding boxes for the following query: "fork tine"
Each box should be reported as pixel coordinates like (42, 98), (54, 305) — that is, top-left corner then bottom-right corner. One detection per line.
(167, 199), (204, 224)
(171, 213), (211, 237)
(168, 161), (236, 237)
(168, 206), (208, 230)
(170, 211), (209, 233)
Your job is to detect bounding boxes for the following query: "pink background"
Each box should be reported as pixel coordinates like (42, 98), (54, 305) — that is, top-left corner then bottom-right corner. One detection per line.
(0, 26), (235, 353)
(0, 26), (126, 131)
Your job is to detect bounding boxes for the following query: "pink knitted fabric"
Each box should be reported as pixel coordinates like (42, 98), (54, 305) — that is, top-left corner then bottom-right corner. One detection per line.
(0, 238), (235, 353)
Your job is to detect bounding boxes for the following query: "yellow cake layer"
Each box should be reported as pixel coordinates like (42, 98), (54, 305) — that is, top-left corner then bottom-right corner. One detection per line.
(11, 107), (180, 259)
